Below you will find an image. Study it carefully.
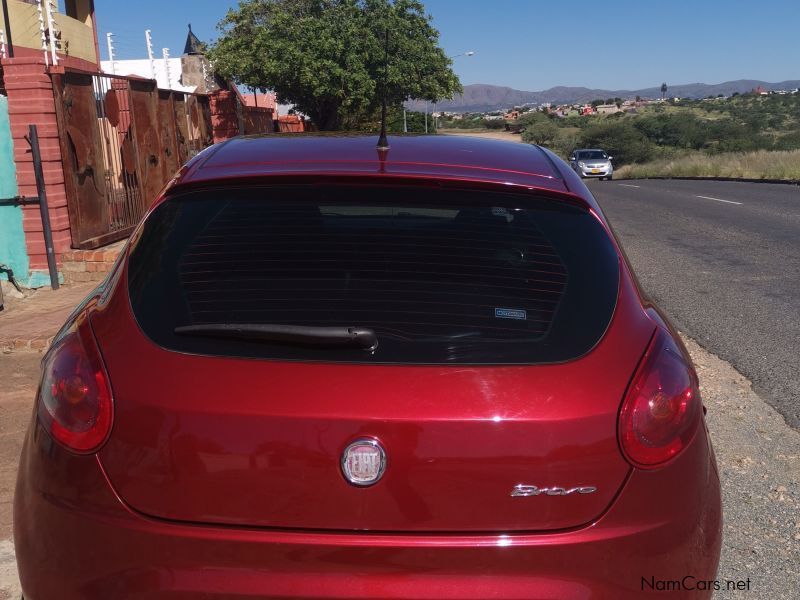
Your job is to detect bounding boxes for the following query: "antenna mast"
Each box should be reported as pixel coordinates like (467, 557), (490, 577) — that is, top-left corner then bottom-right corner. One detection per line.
(376, 29), (389, 150)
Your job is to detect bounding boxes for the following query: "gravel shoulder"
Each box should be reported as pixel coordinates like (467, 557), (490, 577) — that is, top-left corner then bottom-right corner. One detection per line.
(683, 337), (800, 598)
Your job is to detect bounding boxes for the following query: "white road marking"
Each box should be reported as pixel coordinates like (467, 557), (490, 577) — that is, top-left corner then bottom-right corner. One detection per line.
(618, 184), (641, 188)
(695, 195), (743, 205)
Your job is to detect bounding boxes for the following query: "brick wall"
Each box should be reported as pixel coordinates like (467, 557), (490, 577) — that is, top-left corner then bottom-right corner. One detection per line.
(209, 90), (241, 143)
(210, 89), (276, 143)
(1, 56), (70, 273)
(242, 106), (274, 135)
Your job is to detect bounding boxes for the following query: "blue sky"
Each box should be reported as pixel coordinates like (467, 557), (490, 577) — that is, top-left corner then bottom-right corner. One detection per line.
(94, 0), (800, 91)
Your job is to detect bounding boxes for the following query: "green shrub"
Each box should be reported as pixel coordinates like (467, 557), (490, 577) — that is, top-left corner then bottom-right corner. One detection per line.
(577, 121), (655, 165)
(522, 120), (560, 145)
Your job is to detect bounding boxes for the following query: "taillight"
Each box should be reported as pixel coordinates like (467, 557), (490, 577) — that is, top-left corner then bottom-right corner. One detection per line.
(37, 315), (113, 453)
(618, 329), (701, 468)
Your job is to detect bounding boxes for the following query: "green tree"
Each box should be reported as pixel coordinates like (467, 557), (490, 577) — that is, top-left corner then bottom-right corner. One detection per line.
(516, 110), (552, 127)
(579, 121), (654, 165)
(208, 0), (461, 130)
(522, 120), (560, 145)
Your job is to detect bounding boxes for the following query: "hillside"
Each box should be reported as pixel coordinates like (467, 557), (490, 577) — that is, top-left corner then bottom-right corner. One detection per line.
(408, 79), (800, 112)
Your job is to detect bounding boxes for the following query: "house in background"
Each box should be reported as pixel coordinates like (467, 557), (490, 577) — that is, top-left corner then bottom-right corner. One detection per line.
(0, 0), (100, 70)
(241, 91), (277, 112)
(595, 104), (621, 115)
(101, 25), (221, 94)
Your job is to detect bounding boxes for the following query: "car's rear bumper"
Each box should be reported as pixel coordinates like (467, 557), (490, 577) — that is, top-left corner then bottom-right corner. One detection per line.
(15, 421), (721, 600)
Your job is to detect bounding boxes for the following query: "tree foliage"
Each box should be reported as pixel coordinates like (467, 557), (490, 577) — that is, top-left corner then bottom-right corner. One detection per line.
(208, 0), (462, 130)
(513, 92), (800, 165)
(521, 120), (559, 145)
(577, 121), (655, 165)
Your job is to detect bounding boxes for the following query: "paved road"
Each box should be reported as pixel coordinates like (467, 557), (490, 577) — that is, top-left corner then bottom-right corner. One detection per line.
(590, 179), (800, 428)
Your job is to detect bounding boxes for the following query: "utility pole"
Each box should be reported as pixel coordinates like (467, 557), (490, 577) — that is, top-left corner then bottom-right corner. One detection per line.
(403, 108), (407, 133)
(145, 29), (156, 80)
(106, 32), (115, 74)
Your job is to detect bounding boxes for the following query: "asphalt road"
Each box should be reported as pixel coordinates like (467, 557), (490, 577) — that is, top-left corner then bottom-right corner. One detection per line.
(589, 178), (800, 429)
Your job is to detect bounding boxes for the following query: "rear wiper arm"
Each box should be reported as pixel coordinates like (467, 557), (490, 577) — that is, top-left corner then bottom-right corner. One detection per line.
(174, 323), (378, 351)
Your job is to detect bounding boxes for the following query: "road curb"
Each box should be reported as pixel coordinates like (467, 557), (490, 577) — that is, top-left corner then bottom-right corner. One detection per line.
(620, 176), (800, 186)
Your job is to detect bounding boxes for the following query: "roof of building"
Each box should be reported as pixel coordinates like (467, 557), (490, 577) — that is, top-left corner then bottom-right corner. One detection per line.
(241, 92), (277, 111)
(183, 24), (206, 55)
(174, 134), (591, 202)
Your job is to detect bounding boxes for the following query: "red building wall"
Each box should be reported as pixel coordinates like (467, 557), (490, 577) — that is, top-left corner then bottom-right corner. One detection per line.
(1, 56), (71, 271)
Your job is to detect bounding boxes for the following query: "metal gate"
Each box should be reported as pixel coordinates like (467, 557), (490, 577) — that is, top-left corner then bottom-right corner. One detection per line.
(52, 70), (213, 249)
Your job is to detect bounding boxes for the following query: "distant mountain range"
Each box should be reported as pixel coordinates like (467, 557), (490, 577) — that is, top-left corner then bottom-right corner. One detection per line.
(407, 80), (800, 112)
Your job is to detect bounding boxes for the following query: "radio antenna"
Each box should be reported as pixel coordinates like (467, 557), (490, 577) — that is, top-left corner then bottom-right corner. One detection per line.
(376, 28), (389, 150)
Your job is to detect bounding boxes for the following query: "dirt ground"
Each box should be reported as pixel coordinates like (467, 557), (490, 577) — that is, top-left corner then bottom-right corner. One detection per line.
(0, 352), (37, 600)
(441, 129), (524, 143)
(0, 353), (37, 541)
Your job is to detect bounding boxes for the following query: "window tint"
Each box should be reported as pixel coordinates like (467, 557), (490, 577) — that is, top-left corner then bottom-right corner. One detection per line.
(128, 185), (619, 364)
(578, 151), (608, 160)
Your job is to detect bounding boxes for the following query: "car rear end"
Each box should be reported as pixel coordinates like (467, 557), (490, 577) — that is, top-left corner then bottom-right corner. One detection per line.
(14, 174), (720, 599)
(579, 162), (612, 179)
(574, 150), (614, 179)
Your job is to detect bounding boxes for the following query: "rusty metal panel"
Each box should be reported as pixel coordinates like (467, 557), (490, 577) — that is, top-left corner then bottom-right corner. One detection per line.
(51, 69), (219, 249)
(128, 79), (165, 209)
(172, 94), (191, 164)
(157, 90), (180, 180)
(197, 95), (213, 147)
(52, 71), (112, 248)
(185, 94), (205, 157)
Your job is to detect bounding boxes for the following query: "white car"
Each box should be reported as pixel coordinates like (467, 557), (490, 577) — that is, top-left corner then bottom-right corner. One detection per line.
(569, 149), (614, 180)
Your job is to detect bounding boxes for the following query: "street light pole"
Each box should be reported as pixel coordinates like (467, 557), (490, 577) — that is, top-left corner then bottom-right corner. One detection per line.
(425, 51), (475, 133)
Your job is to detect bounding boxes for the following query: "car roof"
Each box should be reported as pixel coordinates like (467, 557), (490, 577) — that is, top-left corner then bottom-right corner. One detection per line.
(178, 134), (571, 192)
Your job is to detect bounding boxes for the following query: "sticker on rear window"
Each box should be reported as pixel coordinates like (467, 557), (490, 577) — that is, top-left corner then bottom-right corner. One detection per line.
(495, 308), (527, 320)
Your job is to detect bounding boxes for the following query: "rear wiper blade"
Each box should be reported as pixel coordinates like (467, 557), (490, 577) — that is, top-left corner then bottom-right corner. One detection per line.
(174, 323), (378, 351)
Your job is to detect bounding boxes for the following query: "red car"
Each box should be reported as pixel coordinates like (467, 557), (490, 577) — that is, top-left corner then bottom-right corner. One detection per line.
(14, 134), (721, 599)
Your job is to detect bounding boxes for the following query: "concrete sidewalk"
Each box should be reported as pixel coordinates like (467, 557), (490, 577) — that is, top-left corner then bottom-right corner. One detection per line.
(0, 281), (98, 352)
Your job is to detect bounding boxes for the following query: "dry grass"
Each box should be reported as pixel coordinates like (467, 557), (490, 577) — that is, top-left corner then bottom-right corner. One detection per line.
(616, 149), (800, 181)
(441, 130), (523, 142)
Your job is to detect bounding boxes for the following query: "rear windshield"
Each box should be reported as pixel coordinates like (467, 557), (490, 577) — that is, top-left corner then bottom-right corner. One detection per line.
(128, 185), (619, 364)
(577, 151), (608, 160)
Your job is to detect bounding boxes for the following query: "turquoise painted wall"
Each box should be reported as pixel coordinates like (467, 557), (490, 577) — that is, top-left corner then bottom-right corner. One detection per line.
(0, 95), (30, 283)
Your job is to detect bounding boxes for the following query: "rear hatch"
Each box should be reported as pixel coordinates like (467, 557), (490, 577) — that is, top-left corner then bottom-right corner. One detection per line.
(93, 183), (653, 532)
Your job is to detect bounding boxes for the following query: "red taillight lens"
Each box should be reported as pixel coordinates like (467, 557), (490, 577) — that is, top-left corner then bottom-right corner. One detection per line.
(37, 316), (113, 453)
(618, 329), (701, 468)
